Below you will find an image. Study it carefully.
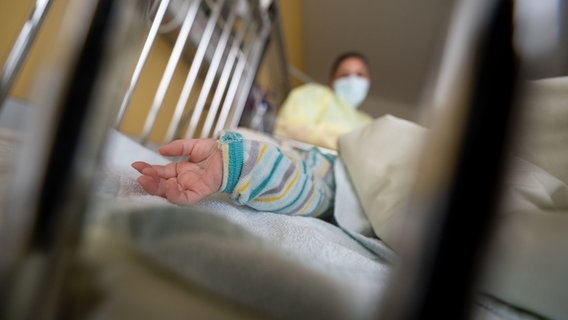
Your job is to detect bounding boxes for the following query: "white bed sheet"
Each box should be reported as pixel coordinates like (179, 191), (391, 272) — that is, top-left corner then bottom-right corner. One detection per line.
(88, 130), (390, 320)
(81, 129), (546, 320)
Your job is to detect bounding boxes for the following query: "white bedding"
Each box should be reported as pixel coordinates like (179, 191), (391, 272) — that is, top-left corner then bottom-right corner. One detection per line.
(88, 130), (390, 320)
(81, 129), (548, 320)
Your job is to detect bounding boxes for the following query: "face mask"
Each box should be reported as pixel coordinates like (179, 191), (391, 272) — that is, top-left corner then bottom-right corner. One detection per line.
(332, 75), (370, 109)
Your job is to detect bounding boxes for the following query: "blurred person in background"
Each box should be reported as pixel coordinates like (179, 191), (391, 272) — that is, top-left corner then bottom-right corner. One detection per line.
(274, 51), (374, 150)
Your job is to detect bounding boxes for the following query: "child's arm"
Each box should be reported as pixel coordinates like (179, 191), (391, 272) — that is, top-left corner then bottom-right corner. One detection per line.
(132, 131), (335, 218)
(219, 131), (335, 217)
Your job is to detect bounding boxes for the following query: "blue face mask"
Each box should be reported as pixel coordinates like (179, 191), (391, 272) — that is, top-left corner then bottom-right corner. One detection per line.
(332, 75), (370, 108)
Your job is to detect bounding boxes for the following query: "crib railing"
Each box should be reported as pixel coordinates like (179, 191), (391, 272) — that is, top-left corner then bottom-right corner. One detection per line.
(114, 0), (277, 147)
(0, 0), (53, 108)
(0, 2), (148, 319)
(1, 0), (284, 146)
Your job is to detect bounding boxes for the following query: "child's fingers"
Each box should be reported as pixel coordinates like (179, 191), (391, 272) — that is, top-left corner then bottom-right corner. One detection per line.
(137, 175), (166, 197)
(159, 139), (199, 157)
(131, 161), (151, 173)
(141, 163), (181, 179)
(133, 161), (181, 180)
(159, 139), (218, 163)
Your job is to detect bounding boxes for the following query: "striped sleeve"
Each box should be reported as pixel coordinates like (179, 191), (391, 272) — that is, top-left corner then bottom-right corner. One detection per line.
(218, 131), (335, 217)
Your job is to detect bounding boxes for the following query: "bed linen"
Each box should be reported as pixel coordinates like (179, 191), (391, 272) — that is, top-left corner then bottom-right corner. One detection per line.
(87, 129), (390, 320)
(77, 128), (549, 320)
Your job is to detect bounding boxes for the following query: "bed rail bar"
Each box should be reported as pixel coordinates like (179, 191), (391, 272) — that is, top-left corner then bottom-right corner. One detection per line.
(0, 0), (53, 108)
(169, 0), (227, 140)
(379, 0), (521, 319)
(114, 0), (275, 147)
(0, 1), (145, 319)
(115, 0), (171, 128)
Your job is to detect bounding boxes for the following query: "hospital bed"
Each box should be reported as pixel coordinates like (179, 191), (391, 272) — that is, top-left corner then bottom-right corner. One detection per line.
(1, 0), (567, 319)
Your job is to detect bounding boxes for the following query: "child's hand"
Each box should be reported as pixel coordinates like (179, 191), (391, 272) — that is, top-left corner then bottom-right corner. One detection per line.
(132, 138), (223, 206)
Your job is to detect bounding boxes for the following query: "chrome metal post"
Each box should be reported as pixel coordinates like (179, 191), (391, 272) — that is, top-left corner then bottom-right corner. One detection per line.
(0, 0), (53, 108)
(214, 18), (260, 134)
(140, 0), (201, 144)
(228, 13), (271, 130)
(1, 1), (144, 319)
(193, 8), (238, 138)
(201, 11), (253, 138)
(115, 0), (171, 128)
(166, 0), (226, 141)
(378, 0), (520, 318)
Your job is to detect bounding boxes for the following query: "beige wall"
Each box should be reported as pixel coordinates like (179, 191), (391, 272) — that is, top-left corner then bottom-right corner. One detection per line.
(277, 0), (304, 88)
(1, 0), (69, 100)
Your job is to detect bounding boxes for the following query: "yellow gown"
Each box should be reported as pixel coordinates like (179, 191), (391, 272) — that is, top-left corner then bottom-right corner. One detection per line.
(274, 83), (372, 150)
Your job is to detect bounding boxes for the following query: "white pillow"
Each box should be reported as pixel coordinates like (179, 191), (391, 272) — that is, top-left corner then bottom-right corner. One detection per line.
(503, 157), (568, 212)
(479, 77), (568, 320)
(338, 115), (427, 251)
(515, 76), (568, 185)
(337, 106), (568, 319)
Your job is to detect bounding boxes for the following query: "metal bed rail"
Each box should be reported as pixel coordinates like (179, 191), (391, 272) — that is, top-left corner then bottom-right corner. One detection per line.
(115, 0), (276, 146)
(1, 1), (146, 319)
(0, 0), (53, 108)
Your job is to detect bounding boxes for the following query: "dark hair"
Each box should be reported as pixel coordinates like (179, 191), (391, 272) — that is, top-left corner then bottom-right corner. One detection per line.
(329, 51), (370, 80)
